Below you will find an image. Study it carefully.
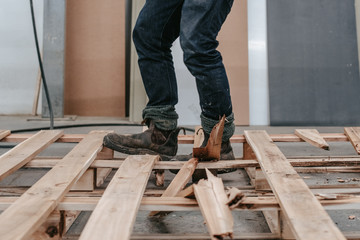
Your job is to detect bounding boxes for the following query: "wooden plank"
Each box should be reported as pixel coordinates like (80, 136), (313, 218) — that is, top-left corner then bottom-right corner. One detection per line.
(0, 130), (63, 181)
(2, 132), (350, 144)
(295, 129), (330, 150)
(149, 158), (198, 216)
(0, 130), (109, 240)
(1, 195), (360, 212)
(0, 130), (11, 140)
(79, 155), (158, 240)
(25, 156), (360, 169)
(344, 127), (360, 154)
(30, 210), (62, 240)
(244, 130), (346, 240)
(194, 169), (233, 239)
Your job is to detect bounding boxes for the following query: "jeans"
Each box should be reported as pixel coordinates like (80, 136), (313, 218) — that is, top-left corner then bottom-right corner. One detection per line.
(133, 0), (235, 141)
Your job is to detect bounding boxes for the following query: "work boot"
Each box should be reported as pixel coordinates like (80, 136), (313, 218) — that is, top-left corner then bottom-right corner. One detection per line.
(103, 119), (183, 158)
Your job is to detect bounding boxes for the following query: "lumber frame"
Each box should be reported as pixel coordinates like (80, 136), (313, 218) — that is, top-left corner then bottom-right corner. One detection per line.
(0, 129), (360, 239)
(244, 130), (346, 240)
(0, 130), (110, 240)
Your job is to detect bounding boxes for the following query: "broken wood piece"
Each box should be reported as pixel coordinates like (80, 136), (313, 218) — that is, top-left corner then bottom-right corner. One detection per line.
(79, 155), (159, 240)
(226, 187), (244, 209)
(0, 130), (11, 141)
(194, 169), (233, 240)
(0, 130), (63, 181)
(149, 157), (198, 216)
(177, 185), (194, 198)
(155, 169), (165, 187)
(0, 130), (109, 240)
(344, 127), (360, 154)
(244, 130), (345, 240)
(193, 116), (225, 161)
(295, 129), (330, 150)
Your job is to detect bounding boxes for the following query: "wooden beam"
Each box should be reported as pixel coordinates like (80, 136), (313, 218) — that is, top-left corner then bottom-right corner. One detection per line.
(344, 127), (360, 154)
(0, 130), (11, 140)
(25, 156), (360, 169)
(0, 130), (63, 181)
(2, 132), (350, 144)
(149, 157), (198, 216)
(244, 130), (346, 240)
(79, 155), (159, 240)
(0, 195), (360, 212)
(70, 169), (95, 191)
(194, 169), (233, 239)
(0, 130), (109, 240)
(295, 129), (330, 150)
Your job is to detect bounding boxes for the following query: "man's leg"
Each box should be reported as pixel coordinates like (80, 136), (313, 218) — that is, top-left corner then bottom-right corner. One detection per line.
(134, 0), (184, 131)
(180, 0), (235, 145)
(103, 0), (184, 157)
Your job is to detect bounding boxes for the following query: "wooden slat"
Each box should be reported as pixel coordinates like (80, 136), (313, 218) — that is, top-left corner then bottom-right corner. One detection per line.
(79, 155), (158, 240)
(0, 130), (109, 240)
(149, 158), (198, 216)
(0, 130), (11, 140)
(295, 129), (330, 150)
(194, 169), (233, 239)
(2, 132), (350, 144)
(24, 156), (360, 169)
(0, 130), (63, 181)
(244, 130), (346, 240)
(344, 127), (360, 154)
(1, 195), (360, 211)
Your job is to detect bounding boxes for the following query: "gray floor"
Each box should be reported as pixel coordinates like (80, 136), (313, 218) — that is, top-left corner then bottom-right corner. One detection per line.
(0, 116), (359, 238)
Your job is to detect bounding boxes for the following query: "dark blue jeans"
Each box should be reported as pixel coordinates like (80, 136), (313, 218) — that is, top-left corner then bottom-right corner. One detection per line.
(133, 0), (235, 140)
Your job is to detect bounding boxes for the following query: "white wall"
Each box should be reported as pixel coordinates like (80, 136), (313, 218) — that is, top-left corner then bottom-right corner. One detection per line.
(172, 39), (201, 126)
(0, 0), (43, 115)
(248, 0), (269, 125)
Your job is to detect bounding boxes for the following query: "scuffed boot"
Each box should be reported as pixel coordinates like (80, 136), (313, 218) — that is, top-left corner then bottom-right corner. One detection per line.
(103, 120), (183, 158)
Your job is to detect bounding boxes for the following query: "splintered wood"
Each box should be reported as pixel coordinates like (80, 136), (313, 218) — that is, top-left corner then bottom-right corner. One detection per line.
(0, 127), (360, 239)
(194, 169), (233, 239)
(295, 129), (330, 150)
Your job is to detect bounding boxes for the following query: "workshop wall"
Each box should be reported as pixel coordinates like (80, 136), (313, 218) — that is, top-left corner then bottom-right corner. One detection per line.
(64, 0), (126, 117)
(0, 0), (43, 115)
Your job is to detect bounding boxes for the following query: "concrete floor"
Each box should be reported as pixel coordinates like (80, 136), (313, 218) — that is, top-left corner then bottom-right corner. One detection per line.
(0, 116), (360, 238)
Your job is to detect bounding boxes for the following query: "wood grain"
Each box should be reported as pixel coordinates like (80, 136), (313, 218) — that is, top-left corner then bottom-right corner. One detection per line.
(79, 155), (158, 240)
(0, 130), (63, 181)
(344, 127), (360, 154)
(0, 130), (109, 240)
(244, 130), (346, 240)
(295, 129), (330, 150)
(194, 169), (233, 239)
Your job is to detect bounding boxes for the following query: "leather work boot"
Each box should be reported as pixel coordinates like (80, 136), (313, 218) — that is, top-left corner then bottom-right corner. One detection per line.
(103, 120), (183, 158)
